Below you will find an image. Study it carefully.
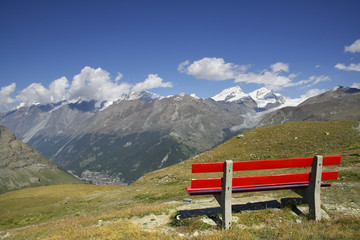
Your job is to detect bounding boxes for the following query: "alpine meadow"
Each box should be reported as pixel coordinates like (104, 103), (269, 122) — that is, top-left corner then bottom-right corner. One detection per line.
(1, 1), (360, 239)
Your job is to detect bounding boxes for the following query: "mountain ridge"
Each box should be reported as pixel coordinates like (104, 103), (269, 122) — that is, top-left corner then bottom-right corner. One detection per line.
(258, 86), (360, 126)
(0, 126), (82, 193)
(1, 85), (359, 185)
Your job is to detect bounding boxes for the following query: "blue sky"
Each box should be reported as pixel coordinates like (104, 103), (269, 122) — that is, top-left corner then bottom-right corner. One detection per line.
(0, 0), (359, 111)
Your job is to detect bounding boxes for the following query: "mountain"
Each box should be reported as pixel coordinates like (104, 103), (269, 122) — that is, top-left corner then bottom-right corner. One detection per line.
(0, 126), (82, 193)
(0, 93), (251, 185)
(249, 87), (286, 110)
(2, 85), (356, 186)
(258, 86), (360, 126)
(211, 86), (286, 110)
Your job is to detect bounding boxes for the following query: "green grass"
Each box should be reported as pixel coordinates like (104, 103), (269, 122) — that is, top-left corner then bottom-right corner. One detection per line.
(0, 121), (359, 239)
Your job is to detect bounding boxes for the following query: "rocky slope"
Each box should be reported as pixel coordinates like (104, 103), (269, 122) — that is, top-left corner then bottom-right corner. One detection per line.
(0, 126), (82, 193)
(0, 92), (252, 184)
(258, 86), (360, 126)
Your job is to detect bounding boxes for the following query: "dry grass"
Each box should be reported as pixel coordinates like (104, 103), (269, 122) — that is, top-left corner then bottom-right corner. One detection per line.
(0, 121), (359, 239)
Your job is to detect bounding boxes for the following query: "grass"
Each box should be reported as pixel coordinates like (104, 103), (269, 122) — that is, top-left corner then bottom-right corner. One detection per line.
(0, 121), (359, 239)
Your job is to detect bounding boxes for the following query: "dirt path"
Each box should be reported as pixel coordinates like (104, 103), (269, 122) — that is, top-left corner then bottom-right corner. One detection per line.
(129, 194), (360, 235)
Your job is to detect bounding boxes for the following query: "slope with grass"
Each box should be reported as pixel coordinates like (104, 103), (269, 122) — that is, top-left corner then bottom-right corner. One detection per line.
(0, 126), (83, 194)
(259, 86), (360, 126)
(0, 121), (359, 239)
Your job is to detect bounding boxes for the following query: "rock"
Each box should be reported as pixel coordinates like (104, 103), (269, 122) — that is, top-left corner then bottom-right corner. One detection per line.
(201, 217), (217, 226)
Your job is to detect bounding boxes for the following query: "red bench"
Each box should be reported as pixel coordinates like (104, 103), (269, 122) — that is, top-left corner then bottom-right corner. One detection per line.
(186, 155), (341, 229)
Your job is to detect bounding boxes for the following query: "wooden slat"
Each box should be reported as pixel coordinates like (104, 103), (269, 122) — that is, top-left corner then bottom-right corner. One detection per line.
(191, 171), (339, 189)
(192, 156), (341, 173)
(186, 182), (332, 196)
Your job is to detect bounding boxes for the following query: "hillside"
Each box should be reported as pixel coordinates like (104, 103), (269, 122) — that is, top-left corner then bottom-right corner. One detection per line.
(0, 93), (252, 184)
(0, 126), (82, 193)
(258, 87), (360, 126)
(0, 121), (359, 239)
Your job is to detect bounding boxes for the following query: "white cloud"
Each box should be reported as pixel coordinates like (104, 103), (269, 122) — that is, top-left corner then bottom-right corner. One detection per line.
(315, 65), (320, 68)
(300, 88), (327, 99)
(179, 58), (329, 91)
(0, 83), (16, 111)
(270, 62), (289, 72)
(49, 77), (69, 102)
(287, 75), (331, 88)
(345, 39), (360, 53)
(352, 82), (360, 89)
(234, 62), (294, 90)
(115, 72), (123, 82)
(3, 66), (173, 110)
(16, 77), (69, 105)
(235, 71), (292, 91)
(177, 60), (190, 72)
(132, 74), (173, 92)
(178, 57), (247, 81)
(334, 63), (360, 72)
(67, 66), (132, 104)
(283, 88), (328, 107)
(16, 83), (51, 105)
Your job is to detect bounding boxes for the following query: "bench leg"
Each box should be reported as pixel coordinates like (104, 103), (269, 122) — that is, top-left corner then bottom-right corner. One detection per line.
(214, 160), (233, 229)
(292, 155), (323, 221)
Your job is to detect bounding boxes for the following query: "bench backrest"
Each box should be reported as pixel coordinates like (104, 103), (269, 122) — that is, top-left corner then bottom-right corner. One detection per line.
(190, 156), (341, 189)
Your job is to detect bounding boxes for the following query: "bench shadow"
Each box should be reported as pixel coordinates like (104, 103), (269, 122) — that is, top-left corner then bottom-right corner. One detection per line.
(176, 197), (307, 220)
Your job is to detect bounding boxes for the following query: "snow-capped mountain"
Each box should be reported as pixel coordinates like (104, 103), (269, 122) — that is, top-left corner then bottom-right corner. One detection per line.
(211, 86), (250, 102)
(249, 87), (286, 109)
(2, 85), (356, 186)
(122, 90), (161, 102)
(212, 86), (286, 110)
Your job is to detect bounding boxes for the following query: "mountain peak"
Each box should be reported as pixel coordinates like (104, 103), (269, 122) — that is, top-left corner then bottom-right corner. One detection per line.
(211, 86), (249, 102)
(125, 90), (161, 102)
(249, 87), (285, 109)
(211, 86), (286, 110)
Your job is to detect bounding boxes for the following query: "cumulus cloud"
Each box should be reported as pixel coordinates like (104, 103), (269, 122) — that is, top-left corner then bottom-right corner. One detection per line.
(352, 82), (360, 89)
(0, 66), (173, 111)
(235, 71), (293, 91)
(179, 58), (330, 91)
(335, 39), (360, 72)
(270, 62), (289, 72)
(234, 62), (294, 90)
(0, 83), (16, 111)
(67, 66), (132, 104)
(178, 57), (248, 81)
(334, 63), (360, 72)
(15, 77), (69, 106)
(49, 77), (69, 102)
(16, 83), (51, 105)
(132, 74), (173, 92)
(345, 39), (360, 53)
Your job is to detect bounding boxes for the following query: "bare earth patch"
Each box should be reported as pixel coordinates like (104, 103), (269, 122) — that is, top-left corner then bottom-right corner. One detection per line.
(129, 193), (360, 235)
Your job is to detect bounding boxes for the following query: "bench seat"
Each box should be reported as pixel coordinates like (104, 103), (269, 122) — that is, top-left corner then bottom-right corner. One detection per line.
(186, 182), (332, 195)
